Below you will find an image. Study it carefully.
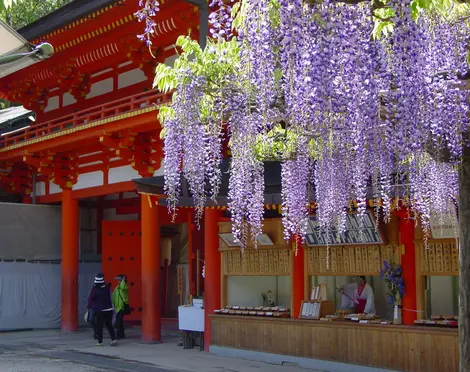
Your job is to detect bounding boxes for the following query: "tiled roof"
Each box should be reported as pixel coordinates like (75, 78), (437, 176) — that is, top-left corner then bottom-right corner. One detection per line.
(0, 106), (32, 129)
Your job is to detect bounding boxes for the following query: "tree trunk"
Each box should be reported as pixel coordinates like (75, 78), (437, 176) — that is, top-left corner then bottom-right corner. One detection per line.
(459, 149), (470, 371)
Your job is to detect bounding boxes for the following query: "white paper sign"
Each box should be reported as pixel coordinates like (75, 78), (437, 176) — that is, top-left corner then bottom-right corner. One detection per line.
(430, 212), (457, 239)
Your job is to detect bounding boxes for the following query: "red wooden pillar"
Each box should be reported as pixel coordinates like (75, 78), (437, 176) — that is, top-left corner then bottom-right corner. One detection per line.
(292, 235), (305, 318)
(397, 208), (417, 325)
(96, 196), (103, 254)
(204, 208), (222, 351)
(141, 194), (161, 342)
(188, 210), (194, 296)
(61, 189), (79, 332)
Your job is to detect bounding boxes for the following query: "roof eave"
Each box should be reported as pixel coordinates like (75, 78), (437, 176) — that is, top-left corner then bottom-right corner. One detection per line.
(18, 0), (121, 41)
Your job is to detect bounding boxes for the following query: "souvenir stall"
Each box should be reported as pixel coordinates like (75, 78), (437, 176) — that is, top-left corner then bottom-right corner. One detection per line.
(414, 212), (459, 328)
(216, 219), (292, 317)
(210, 208), (459, 372)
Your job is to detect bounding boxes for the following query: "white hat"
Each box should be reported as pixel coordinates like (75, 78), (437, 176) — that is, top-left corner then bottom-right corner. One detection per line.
(94, 273), (105, 284)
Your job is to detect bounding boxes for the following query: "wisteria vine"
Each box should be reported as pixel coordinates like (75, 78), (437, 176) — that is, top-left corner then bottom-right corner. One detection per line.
(145, 0), (470, 248)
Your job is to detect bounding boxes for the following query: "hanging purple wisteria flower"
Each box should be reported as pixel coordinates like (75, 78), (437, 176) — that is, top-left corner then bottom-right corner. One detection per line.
(154, 0), (469, 250)
(136, 0), (160, 46)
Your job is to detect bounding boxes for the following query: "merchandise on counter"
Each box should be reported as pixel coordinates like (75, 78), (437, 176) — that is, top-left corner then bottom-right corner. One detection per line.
(214, 306), (291, 318)
(414, 315), (458, 328)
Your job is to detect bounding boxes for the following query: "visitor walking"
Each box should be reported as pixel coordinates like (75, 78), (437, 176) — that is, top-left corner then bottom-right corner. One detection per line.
(112, 274), (130, 339)
(88, 273), (117, 346)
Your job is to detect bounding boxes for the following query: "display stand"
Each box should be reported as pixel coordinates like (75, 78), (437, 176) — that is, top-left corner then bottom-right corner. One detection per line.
(299, 300), (335, 319)
(178, 298), (204, 351)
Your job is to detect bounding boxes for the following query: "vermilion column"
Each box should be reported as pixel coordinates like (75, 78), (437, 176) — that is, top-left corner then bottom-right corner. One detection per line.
(204, 208), (222, 351)
(61, 189), (79, 332)
(292, 235), (305, 318)
(141, 195), (161, 342)
(396, 209), (417, 325)
(188, 210), (194, 296)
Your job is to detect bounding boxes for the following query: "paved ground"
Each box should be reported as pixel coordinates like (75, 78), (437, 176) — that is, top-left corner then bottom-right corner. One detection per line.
(0, 327), (316, 372)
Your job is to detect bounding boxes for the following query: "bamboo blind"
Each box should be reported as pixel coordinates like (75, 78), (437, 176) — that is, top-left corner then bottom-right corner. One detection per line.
(222, 248), (291, 276)
(419, 241), (458, 276)
(306, 245), (399, 275)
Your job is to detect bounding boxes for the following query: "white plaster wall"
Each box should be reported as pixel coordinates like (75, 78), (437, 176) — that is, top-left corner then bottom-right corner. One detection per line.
(87, 78), (113, 99)
(108, 165), (140, 184)
(49, 181), (61, 195)
(44, 96), (59, 113)
(227, 276), (291, 308)
(73, 171), (103, 190)
(430, 276), (455, 315)
(34, 182), (46, 197)
(63, 92), (77, 107)
(118, 68), (147, 89)
(154, 159), (164, 177)
(371, 276), (394, 320)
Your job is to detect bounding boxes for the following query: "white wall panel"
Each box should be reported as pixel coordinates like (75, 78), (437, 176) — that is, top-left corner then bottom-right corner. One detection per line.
(73, 171), (103, 190)
(87, 78), (113, 99)
(34, 182), (46, 197)
(118, 68), (147, 89)
(49, 181), (61, 195)
(108, 165), (140, 184)
(63, 92), (77, 107)
(44, 96), (59, 113)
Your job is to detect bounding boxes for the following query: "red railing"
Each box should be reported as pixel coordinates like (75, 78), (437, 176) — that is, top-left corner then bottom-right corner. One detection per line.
(0, 90), (172, 148)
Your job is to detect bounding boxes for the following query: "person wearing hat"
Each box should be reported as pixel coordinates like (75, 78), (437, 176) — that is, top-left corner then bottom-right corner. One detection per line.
(88, 273), (117, 346)
(112, 274), (129, 339)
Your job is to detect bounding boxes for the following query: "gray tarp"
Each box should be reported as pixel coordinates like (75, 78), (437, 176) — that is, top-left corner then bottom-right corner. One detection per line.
(0, 262), (101, 330)
(0, 203), (61, 260)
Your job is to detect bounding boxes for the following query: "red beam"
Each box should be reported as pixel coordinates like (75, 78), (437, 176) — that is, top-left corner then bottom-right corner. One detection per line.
(0, 111), (163, 161)
(35, 180), (136, 203)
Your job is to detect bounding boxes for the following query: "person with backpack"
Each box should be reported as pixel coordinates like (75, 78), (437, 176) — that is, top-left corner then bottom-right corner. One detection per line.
(88, 273), (117, 346)
(112, 274), (130, 340)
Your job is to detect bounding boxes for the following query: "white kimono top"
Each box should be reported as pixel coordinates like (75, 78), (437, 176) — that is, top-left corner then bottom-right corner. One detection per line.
(340, 283), (376, 315)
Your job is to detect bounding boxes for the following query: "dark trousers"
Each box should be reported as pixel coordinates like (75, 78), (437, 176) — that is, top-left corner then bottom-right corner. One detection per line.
(95, 310), (116, 343)
(116, 311), (125, 339)
(116, 311), (126, 339)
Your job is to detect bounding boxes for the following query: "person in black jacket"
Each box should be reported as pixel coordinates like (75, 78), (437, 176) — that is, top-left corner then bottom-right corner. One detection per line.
(87, 273), (117, 346)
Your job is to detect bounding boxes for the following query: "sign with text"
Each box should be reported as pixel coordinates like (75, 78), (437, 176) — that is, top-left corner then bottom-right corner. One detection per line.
(305, 211), (383, 246)
(430, 212), (457, 239)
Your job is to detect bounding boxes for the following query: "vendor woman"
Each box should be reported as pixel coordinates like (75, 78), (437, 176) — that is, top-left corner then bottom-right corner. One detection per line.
(340, 276), (376, 315)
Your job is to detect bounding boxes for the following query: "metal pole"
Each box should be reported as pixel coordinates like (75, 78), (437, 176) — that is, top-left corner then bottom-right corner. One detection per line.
(31, 172), (36, 204)
(182, 0), (208, 50)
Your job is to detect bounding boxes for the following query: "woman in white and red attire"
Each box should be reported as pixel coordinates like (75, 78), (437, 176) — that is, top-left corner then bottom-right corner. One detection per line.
(352, 276), (376, 315)
(340, 276), (376, 315)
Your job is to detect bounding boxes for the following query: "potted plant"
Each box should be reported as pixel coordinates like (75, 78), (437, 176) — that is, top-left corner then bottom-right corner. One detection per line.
(379, 260), (405, 324)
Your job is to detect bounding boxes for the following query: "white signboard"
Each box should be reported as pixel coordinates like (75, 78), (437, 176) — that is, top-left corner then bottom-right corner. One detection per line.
(430, 213), (457, 239)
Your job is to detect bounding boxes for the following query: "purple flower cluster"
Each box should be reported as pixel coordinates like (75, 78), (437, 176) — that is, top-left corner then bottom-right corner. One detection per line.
(209, 0), (235, 41)
(159, 0), (469, 247)
(163, 72), (224, 223)
(380, 260), (405, 305)
(136, 0), (160, 46)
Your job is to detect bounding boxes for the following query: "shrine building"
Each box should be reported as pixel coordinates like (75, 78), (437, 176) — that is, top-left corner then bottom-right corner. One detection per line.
(0, 1), (462, 371)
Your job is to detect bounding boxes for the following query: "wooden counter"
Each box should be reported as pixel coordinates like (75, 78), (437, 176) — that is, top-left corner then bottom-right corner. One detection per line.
(210, 314), (458, 372)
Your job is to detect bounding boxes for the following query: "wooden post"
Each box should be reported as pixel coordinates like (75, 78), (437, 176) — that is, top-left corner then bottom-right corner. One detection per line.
(188, 210), (194, 297)
(398, 209), (417, 325)
(61, 189), (79, 332)
(459, 152), (470, 372)
(141, 195), (161, 343)
(203, 208), (222, 352)
(292, 235), (305, 319)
